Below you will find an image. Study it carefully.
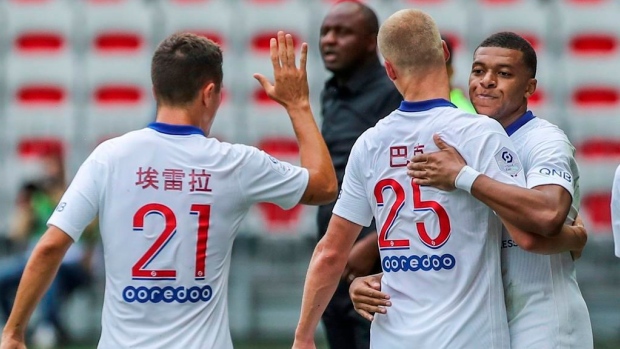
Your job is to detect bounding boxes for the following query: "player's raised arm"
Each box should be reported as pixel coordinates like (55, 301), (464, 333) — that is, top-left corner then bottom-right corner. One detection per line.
(254, 31), (337, 206)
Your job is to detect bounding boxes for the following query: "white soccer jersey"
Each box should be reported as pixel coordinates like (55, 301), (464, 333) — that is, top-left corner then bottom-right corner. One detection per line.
(501, 112), (593, 349)
(47, 123), (309, 349)
(334, 99), (525, 349)
(613, 165), (620, 258)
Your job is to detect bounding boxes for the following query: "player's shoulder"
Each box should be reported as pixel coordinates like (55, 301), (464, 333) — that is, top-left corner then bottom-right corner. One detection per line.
(522, 116), (571, 143)
(518, 117), (575, 159)
(445, 109), (507, 139)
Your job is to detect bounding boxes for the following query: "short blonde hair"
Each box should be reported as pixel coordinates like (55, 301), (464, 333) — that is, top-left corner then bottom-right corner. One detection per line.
(377, 9), (444, 70)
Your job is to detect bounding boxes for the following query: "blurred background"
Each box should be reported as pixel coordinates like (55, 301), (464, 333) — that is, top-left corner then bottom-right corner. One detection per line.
(0, 0), (618, 348)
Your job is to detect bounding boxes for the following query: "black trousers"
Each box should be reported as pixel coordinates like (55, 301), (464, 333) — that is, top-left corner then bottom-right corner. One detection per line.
(321, 278), (371, 349)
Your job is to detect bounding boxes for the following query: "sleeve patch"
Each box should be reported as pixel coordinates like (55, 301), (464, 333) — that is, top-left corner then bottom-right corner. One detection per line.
(536, 167), (573, 183)
(268, 155), (293, 176)
(494, 147), (522, 177)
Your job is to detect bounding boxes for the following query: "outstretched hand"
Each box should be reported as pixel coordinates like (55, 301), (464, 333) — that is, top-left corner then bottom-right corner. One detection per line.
(254, 31), (309, 110)
(407, 134), (466, 191)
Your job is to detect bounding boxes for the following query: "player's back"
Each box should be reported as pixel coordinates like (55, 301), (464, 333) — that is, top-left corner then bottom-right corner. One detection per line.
(358, 100), (522, 349)
(503, 115), (593, 349)
(92, 123), (307, 348)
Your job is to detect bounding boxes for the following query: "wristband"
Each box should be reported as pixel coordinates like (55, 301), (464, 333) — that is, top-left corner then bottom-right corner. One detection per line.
(454, 166), (481, 194)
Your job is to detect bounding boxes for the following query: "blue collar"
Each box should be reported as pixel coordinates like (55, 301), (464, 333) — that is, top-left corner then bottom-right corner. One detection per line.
(505, 111), (536, 136)
(148, 122), (205, 136)
(398, 98), (456, 112)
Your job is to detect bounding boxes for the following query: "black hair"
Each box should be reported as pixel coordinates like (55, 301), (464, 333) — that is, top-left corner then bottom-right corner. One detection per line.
(476, 31), (537, 78)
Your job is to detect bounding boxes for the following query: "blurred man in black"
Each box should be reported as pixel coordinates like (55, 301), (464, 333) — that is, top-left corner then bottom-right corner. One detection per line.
(317, 2), (401, 348)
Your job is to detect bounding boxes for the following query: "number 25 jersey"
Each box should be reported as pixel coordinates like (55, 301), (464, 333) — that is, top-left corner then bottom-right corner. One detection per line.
(334, 99), (525, 349)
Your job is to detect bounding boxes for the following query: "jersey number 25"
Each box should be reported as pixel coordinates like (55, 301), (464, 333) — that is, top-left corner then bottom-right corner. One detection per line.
(374, 178), (451, 250)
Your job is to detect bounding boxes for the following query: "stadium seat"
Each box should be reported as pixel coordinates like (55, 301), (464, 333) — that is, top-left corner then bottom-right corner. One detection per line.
(392, 0), (472, 88)
(77, 0), (154, 56)
(3, 0), (75, 56)
(561, 59), (620, 152)
(82, 54), (154, 149)
(158, 0), (236, 50)
(4, 53), (76, 143)
(555, 0), (620, 62)
(239, 0), (312, 60)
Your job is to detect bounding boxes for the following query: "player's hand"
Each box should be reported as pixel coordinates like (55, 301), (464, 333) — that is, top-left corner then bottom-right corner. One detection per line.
(349, 274), (391, 321)
(408, 134), (466, 191)
(569, 214), (587, 261)
(0, 333), (27, 349)
(254, 31), (310, 111)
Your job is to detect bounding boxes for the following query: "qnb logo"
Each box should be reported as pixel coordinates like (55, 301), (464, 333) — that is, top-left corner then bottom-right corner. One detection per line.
(122, 285), (213, 304)
(539, 168), (572, 183)
(382, 254), (456, 273)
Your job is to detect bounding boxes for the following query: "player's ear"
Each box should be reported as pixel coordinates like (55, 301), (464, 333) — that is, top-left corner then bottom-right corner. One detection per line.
(442, 40), (450, 63)
(524, 78), (537, 99)
(385, 60), (397, 81)
(201, 82), (216, 106)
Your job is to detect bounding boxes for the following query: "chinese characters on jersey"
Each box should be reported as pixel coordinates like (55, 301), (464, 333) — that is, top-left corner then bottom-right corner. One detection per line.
(135, 167), (212, 192)
(390, 144), (425, 168)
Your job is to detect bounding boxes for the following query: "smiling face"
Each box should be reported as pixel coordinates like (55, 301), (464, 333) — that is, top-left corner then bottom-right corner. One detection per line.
(319, 3), (376, 75)
(469, 46), (536, 126)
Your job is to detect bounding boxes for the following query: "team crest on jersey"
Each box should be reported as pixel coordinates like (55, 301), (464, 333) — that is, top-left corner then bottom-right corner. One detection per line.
(268, 155), (292, 175)
(494, 147), (522, 177)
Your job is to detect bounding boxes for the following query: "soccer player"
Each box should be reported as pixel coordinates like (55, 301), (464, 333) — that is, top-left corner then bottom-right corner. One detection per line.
(351, 32), (592, 349)
(293, 10), (540, 349)
(613, 164), (620, 257)
(0, 32), (337, 349)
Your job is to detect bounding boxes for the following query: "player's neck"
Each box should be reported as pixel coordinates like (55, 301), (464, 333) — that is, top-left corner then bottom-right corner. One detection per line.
(497, 103), (529, 129)
(398, 70), (451, 103)
(155, 105), (203, 129)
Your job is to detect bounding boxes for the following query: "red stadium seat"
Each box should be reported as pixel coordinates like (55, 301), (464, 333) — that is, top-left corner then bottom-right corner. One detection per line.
(582, 192), (612, 233)
(5, 0), (74, 56)
(17, 137), (64, 159)
(82, 0), (153, 56)
(15, 32), (65, 53)
(570, 34), (618, 56)
(572, 86), (620, 108)
(94, 32), (144, 53)
(577, 139), (620, 158)
(159, 0), (233, 50)
(94, 85), (143, 105)
(17, 85), (66, 105)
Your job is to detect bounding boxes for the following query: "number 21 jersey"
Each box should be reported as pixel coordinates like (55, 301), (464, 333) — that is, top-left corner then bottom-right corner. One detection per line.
(47, 123), (309, 349)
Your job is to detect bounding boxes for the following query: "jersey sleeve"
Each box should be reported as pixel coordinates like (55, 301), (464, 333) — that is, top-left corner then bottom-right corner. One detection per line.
(465, 129), (526, 188)
(612, 165), (620, 258)
(47, 154), (105, 242)
(332, 137), (373, 227)
(524, 140), (576, 197)
(236, 146), (309, 210)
